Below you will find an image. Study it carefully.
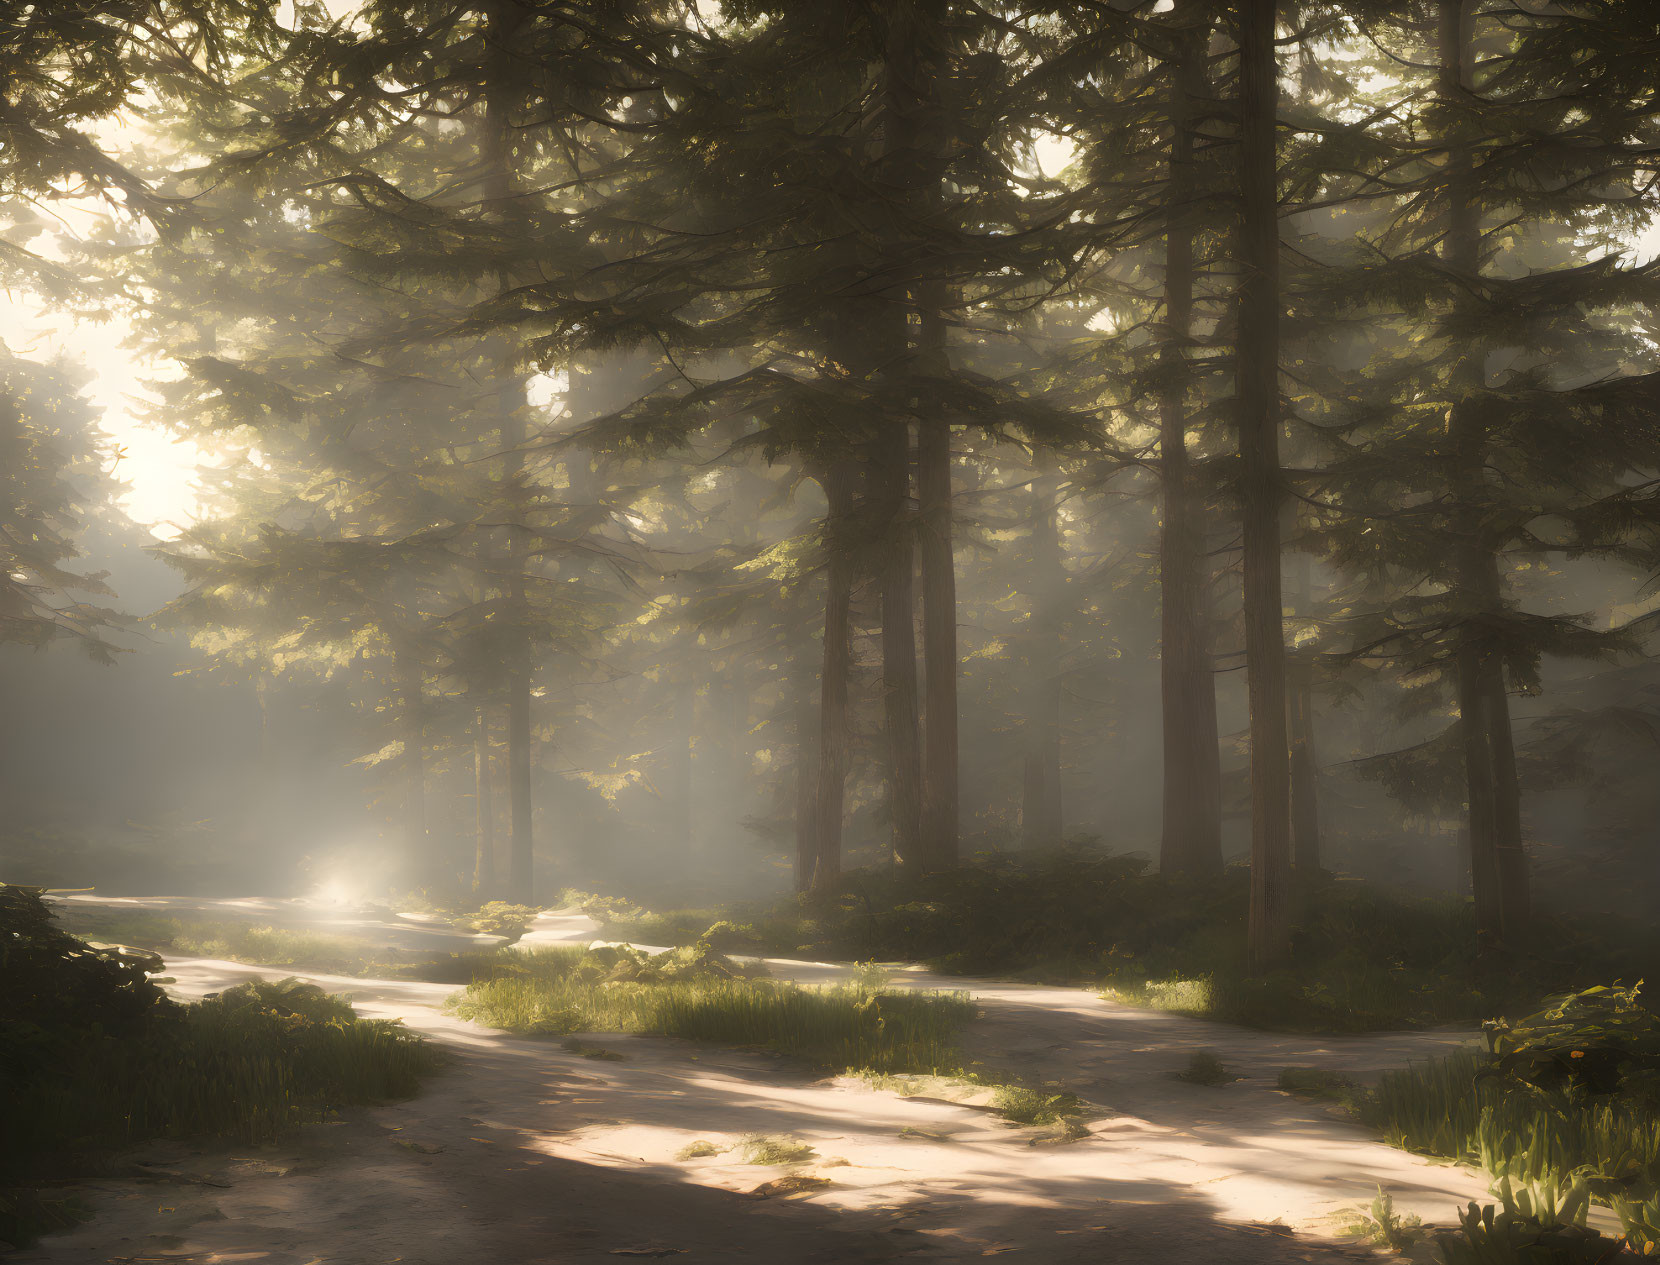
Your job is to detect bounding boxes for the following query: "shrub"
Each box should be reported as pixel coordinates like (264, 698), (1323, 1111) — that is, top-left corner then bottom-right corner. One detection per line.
(738, 1134), (815, 1165)
(675, 1140), (725, 1160)
(590, 859), (1660, 1033)
(459, 902), (542, 940)
(1484, 983), (1660, 1097)
(0, 885), (441, 1248)
(1347, 1187), (1422, 1253)
(1279, 1067), (1358, 1099)
(1, 884), (172, 1089)
(1175, 1050), (1235, 1086)
(1433, 1199), (1618, 1265)
(991, 1085), (1082, 1125)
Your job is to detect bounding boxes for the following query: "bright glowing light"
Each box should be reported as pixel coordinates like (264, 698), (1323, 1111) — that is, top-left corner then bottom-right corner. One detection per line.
(310, 877), (359, 908)
(0, 296), (207, 540)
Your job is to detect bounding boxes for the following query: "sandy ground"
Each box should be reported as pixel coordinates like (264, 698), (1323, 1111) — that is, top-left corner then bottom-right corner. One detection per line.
(18, 899), (1511, 1264)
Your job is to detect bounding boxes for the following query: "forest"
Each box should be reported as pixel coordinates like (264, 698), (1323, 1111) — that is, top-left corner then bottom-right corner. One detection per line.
(5, 0), (1660, 1261)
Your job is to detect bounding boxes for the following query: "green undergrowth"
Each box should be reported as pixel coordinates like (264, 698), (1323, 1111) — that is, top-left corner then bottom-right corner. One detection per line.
(851, 1068), (1083, 1127)
(1365, 984), (1660, 1260)
(1175, 1049), (1237, 1086)
(1278, 1066), (1359, 1101)
(56, 908), (429, 978)
(739, 1133), (816, 1164)
(1, 885), (443, 1249)
(447, 942), (975, 1075)
(584, 857), (1660, 1034)
(1345, 1187), (1423, 1254)
(54, 907), (537, 985)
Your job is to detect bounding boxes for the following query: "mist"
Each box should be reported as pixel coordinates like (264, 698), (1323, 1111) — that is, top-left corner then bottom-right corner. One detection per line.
(7, 2), (1660, 1261)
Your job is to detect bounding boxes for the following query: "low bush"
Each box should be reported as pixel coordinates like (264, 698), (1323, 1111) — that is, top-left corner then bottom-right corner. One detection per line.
(0, 885), (442, 1248)
(1366, 986), (1660, 1195)
(990, 1085), (1082, 1125)
(1346, 1187), (1423, 1253)
(738, 1134), (815, 1164)
(1433, 1198), (1619, 1265)
(585, 858), (1660, 1033)
(1368, 984), (1660, 1262)
(453, 901), (540, 940)
(1175, 1049), (1236, 1086)
(1278, 1067), (1358, 1100)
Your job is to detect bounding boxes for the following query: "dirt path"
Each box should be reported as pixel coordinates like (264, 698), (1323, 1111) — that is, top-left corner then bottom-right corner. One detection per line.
(19, 900), (1504, 1264)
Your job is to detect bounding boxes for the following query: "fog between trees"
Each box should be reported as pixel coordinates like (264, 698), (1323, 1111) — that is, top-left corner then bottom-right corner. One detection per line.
(5, 1), (1660, 967)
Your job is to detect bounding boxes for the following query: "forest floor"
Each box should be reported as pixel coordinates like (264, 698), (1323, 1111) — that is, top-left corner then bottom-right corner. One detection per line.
(20, 898), (1509, 1264)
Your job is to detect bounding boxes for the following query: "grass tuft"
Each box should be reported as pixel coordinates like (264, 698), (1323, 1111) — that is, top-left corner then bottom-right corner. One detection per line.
(1174, 1049), (1236, 1086)
(1344, 1187), (1422, 1253)
(1278, 1066), (1358, 1100)
(675, 1140), (725, 1160)
(991, 1084), (1082, 1125)
(739, 1133), (815, 1165)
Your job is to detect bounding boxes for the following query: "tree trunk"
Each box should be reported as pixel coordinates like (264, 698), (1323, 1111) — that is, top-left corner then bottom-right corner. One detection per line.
(879, 0), (957, 871)
(813, 458), (859, 891)
(505, 660), (533, 901)
(1439, 0), (1527, 944)
(473, 704), (495, 895)
(1486, 661), (1531, 932)
(671, 677), (695, 857)
(877, 425), (924, 865)
(721, 671), (750, 858)
(482, 0), (536, 905)
(1158, 3), (1224, 877)
(397, 649), (428, 878)
(1022, 461), (1064, 849)
(1458, 643), (1503, 937)
(1238, 0), (1292, 973)
(1288, 651), (1321, 873)
(794, 645), (819, 893)
(1287, 550), (1321, 873)
(918, 400), (959, 869)
(501, 370), (534, 904)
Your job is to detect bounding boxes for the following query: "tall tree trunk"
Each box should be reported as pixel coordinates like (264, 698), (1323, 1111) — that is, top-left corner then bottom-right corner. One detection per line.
(1439, 0), (1527, 944)
(500, 371), (534, 904)
(877, 426), (924, 865)
(1287, 550), (1321, 873)
(1458, 645), (1503, 935)
(473, 704), (495, 895)
(1238, 0), (1292, 972)
(397, 649), (428, 877)
(1487, 667), (1530, 927)
(720, 671), (750, 857)
(505, 653), (533, 900)
(671, 677), (695, 857)
(881, 0), (957, 871)
(1288, 652), (1321, 872)
(793, 645), (819, 893)
(917, 396), (959, 869)
(1158, 4), (1224, 877)
(1022, 460), (1064, 849)
(484, 0), (536, 904)
(813, 458), (859, 891)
